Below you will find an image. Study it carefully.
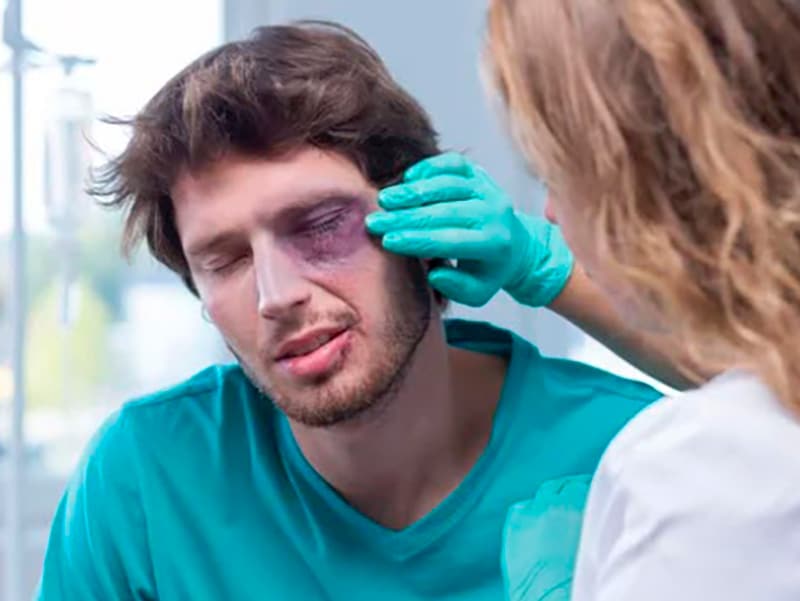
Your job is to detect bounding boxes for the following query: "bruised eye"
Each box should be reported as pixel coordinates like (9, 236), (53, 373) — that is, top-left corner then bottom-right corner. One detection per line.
(289, 205), (366, 263)
(299, 212), (347, 237)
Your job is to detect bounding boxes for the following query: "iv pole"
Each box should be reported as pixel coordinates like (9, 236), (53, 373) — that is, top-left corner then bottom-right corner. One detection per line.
(2, 0), (28, 597)
(2, 1), (95, 594)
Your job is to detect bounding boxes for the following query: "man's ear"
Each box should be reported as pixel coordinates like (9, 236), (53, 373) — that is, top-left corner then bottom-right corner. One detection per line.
(424, 258), (451, 311)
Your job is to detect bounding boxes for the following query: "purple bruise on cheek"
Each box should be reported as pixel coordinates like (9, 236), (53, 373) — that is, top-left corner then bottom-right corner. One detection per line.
(296, 204), (370, 265)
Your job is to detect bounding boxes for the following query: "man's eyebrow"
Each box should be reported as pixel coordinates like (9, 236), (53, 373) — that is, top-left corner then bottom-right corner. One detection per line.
(275, 188), (371, 222)
(185, 230), (241, 259)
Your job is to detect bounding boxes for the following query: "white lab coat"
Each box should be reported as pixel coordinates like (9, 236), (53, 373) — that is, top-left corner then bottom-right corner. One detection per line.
(572, 370), (800, 601)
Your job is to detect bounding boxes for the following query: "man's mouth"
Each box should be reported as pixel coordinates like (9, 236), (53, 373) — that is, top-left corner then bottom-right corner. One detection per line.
(275, 326), (353, 379)
(275, 326), (349, 359)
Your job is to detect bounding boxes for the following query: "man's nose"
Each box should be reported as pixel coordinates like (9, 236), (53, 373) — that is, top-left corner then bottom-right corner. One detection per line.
(253, 239), (311, 320)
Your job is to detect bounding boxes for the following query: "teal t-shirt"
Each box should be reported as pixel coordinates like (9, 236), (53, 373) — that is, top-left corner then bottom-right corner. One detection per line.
(38, 320), (659, 600)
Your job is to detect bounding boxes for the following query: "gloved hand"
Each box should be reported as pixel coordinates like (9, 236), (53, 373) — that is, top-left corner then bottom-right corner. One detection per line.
(503, 475), (592, 601)
(365, 152), (574, 308)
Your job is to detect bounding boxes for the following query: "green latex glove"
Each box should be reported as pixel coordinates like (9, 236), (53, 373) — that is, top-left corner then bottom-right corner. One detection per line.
(502, 475), (592, 601)
(366, 152), (574, 308)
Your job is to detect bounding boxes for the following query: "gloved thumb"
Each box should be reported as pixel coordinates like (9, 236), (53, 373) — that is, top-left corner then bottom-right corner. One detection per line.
(428, 267), (495, 307)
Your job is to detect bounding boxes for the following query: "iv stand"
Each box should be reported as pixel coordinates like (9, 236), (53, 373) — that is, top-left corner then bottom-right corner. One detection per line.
(2, 0), (29, 598)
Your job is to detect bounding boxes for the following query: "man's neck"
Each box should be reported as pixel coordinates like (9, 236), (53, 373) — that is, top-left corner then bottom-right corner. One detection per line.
(289, 319), (507, 530)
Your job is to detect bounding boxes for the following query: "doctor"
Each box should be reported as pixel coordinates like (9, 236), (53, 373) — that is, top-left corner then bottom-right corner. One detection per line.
(367, 0), (800, 599)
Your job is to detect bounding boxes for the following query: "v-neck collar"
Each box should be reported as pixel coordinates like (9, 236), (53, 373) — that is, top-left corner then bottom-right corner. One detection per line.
(276, 320), (529, 560)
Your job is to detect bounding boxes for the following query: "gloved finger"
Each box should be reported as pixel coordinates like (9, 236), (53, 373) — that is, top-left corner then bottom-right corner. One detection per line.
(511, 563), (572, 601)
(365, 199), (491, 235)
(471, 163), (500, 187)
(558, 474), (592, 497)
(539, 584), (572, 601)
(428, 267), (497, 307)
(381, 229), (494, 260)
(403, 152), (474, 181)
(534, 475), (591, 512)
(379, 175), (475, 210)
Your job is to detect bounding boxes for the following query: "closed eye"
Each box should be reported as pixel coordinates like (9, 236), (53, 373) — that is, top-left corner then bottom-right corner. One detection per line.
(206, 254), (250, 276)
(300, 212), (346, 236)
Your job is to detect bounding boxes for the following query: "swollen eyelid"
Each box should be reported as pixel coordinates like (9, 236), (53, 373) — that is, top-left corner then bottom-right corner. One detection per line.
(290, 207), (367, 263)
(306, 212), (347, 234)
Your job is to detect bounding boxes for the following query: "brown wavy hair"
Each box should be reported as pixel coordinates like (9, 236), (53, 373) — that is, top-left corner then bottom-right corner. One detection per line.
(92, 21), (439, 294)
(487, 0), (800, 412)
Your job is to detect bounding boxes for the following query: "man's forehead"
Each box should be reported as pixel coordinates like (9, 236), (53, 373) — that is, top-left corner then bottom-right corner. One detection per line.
(172, 148), (378, 211)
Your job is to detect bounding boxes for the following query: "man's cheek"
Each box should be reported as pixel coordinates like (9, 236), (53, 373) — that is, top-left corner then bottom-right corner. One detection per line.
(203, 288), (256, 342)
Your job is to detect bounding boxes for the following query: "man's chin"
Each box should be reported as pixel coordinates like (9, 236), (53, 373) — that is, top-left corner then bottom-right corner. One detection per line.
(280, 396), (379, 428)
(242, 365), (379, 428)
(251, 354), (415, 429)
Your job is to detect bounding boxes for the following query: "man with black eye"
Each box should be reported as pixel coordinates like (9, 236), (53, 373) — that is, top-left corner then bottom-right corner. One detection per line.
(37, 22), (666, 601)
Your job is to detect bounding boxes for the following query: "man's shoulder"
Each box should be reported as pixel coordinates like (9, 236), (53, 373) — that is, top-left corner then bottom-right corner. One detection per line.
(510, 347), (660, 451)
(123, 363), (247, 411)
(115, 364), (262, 428)
(532, 355), (661, 406)
(445, 318), (660, 406)
(84, 364), (259, 467)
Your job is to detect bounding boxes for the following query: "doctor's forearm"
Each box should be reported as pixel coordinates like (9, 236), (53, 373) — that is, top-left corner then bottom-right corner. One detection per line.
(548, 265), (697, 391)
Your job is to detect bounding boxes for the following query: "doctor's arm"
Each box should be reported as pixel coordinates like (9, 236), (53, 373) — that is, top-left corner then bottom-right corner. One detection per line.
(547, 264), (695, 389)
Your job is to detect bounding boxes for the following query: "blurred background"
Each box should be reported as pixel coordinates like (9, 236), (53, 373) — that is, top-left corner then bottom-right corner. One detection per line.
(0, 1), (658, 598)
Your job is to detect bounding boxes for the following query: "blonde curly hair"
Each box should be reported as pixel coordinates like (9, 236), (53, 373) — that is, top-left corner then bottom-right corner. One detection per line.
(487, 0), (800, 413)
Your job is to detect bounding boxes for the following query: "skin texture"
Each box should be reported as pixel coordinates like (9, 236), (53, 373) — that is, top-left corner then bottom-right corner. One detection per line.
(171, 146), (508, 528)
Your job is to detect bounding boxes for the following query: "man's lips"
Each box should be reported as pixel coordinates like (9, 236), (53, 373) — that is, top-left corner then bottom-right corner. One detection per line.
(274, 326), (350, 360)
(275, 328), (353, 379)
